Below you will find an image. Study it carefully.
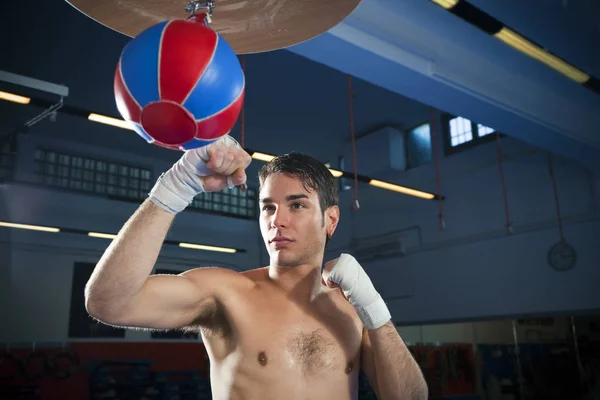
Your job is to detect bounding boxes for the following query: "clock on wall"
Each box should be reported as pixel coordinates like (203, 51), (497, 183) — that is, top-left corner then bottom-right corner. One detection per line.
(547, 240), (577, 271)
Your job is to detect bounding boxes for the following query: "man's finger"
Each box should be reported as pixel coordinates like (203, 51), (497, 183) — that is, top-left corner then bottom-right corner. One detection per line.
(221, 150), (250, 176)
(219, 152), (235, 175)
(230, 167), (247, 187)
(207, 148), (224, 171)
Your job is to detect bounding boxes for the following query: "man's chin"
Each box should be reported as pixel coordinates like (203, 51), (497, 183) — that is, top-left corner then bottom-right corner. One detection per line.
(271, 251), (302, 268)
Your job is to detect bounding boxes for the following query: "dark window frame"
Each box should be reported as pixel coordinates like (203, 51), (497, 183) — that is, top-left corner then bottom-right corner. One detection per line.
(33, 147), (154, 202)
(32, 147), (258, 219)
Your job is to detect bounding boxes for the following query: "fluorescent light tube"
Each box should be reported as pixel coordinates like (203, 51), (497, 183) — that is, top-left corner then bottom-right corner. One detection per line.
(251, 152), (276, 162)
(369, 179), (435, 199)
(179, 242), (237, 253)
(495, 28), (589, 83)
(328, 169), (344, 178)
(0, 221), (60, 232)
(88, 232), (118, 239)
(0, 90), (30, 104)
(88, 113), (135, 130)
(431, 0), (459, 9)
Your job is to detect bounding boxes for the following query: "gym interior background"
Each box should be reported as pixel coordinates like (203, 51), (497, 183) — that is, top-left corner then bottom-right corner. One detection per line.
(1, 0), (599, 399)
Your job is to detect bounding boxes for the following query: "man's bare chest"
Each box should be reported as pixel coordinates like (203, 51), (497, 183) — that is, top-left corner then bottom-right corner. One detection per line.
(247, 320), (361, 379)
(204, 288), (364, 379)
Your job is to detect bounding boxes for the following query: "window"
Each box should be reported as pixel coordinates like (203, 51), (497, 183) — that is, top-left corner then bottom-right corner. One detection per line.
(449, 117), (474, 147)
(34, 148), (152, 201)
(407, 123), (432, 168)
(445, 115), (497, 154)
(33, 148), (257, 219)
(477, 124), (494, 137)
(189, 185), (257, 219)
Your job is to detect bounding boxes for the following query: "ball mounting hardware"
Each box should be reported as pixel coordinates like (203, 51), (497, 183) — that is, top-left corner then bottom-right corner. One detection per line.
(185, 0), (215, 15)
(185, 0), (215, 22)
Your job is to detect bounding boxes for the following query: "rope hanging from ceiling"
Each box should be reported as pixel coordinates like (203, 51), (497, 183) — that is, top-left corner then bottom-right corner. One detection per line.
(429, 107), (445, 230)
(240, 55), (246, 149)
(547, 153), (565, 242)
(495, 133), (513, 235)
(347, 75), (360, 211)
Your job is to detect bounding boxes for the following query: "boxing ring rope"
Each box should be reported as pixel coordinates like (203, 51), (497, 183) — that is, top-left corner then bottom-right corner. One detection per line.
(429, 107), (445, 231)
(547, 153), (565, 243)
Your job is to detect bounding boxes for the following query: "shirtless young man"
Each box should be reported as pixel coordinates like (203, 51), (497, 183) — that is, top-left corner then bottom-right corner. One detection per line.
(85, 135), (428, 400)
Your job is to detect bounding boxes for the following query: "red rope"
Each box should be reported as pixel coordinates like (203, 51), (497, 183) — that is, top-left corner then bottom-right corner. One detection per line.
(348, 75), (359, 211)
(495, 133), (512, 235)
(240, 55), (246, 148)
(429, 107), (444, 230)
(547, 153), (565, 241)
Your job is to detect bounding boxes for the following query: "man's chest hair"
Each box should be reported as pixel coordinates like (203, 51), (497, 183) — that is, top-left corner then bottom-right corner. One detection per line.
(286, 329), (338, 376)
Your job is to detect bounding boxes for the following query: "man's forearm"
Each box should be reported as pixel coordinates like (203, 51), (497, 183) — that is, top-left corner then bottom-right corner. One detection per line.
(368, 321), (428, 400)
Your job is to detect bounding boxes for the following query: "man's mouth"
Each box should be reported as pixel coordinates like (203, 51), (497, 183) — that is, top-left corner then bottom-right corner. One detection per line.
(270, 236), (292, 243)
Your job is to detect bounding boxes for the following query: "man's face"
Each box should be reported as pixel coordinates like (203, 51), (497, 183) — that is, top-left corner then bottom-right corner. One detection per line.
(259, 173), (339, 268)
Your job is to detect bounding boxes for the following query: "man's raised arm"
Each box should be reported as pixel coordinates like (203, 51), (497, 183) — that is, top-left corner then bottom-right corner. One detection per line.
(85, 136), (252, 330)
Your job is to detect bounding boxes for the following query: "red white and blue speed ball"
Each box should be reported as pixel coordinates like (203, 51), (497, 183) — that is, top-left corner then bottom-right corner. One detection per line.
(114, 14), (245, 151)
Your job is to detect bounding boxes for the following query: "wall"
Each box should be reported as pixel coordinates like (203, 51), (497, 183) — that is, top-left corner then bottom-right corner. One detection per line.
(3, 109), (599, 343)
(325, 122), (600, 325)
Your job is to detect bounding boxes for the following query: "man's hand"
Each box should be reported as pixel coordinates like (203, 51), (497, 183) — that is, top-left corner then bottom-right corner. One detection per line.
(187, 135), (252, 193)
(149, 135), (252, 214)
(322, 254), (391, 330)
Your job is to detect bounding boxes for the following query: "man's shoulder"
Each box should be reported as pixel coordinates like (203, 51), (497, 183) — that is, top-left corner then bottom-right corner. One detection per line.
(181, 265), (262, 289)
(238, 266), (269, 282)
(182, 266), (268, 284)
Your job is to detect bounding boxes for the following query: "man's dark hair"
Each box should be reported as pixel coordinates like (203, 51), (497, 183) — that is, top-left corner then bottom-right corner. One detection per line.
(258, 152), (339, 221)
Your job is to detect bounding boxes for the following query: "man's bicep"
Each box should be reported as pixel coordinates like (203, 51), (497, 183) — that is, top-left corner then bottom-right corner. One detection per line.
(106, 267), (237, 330)
(360, 327), (381, 398)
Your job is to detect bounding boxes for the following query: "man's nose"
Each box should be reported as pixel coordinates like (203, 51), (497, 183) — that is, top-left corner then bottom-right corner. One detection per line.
(271, 208), (289, 228)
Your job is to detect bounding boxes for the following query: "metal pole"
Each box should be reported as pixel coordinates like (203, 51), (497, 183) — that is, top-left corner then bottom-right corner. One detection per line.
(512, 320), (525, 400)
(570, 316), (593, 399)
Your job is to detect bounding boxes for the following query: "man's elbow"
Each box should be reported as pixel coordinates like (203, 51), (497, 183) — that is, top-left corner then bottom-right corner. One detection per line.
(85, 296), (112, 322)
(84, 289), (124, 324)
(409, 377), (428, 400)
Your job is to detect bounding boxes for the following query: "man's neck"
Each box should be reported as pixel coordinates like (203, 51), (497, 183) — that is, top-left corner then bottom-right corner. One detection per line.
(267, 261), (325, 303)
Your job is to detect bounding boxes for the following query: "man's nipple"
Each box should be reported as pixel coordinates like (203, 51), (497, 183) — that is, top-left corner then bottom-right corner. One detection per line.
(258, 351), (268, 366)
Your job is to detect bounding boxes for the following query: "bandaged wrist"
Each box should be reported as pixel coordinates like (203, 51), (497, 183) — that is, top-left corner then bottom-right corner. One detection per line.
(355, 292), (391, 330)
(148, 171), (202, 214)
(148, 150), (211, 214)
(328, 253), (391, 330)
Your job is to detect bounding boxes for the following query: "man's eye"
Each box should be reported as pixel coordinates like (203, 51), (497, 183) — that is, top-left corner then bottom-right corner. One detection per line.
(262, 205), (274, 211)
(292, 203), (304, 209)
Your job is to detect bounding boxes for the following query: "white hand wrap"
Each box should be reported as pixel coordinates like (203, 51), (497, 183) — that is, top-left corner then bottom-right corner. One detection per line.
(148, 135), (239, 214)
(328, 253), (391, 330)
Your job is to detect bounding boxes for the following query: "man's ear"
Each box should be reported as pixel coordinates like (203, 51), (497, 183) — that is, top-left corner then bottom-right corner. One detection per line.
(325, 205), (340, 238)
